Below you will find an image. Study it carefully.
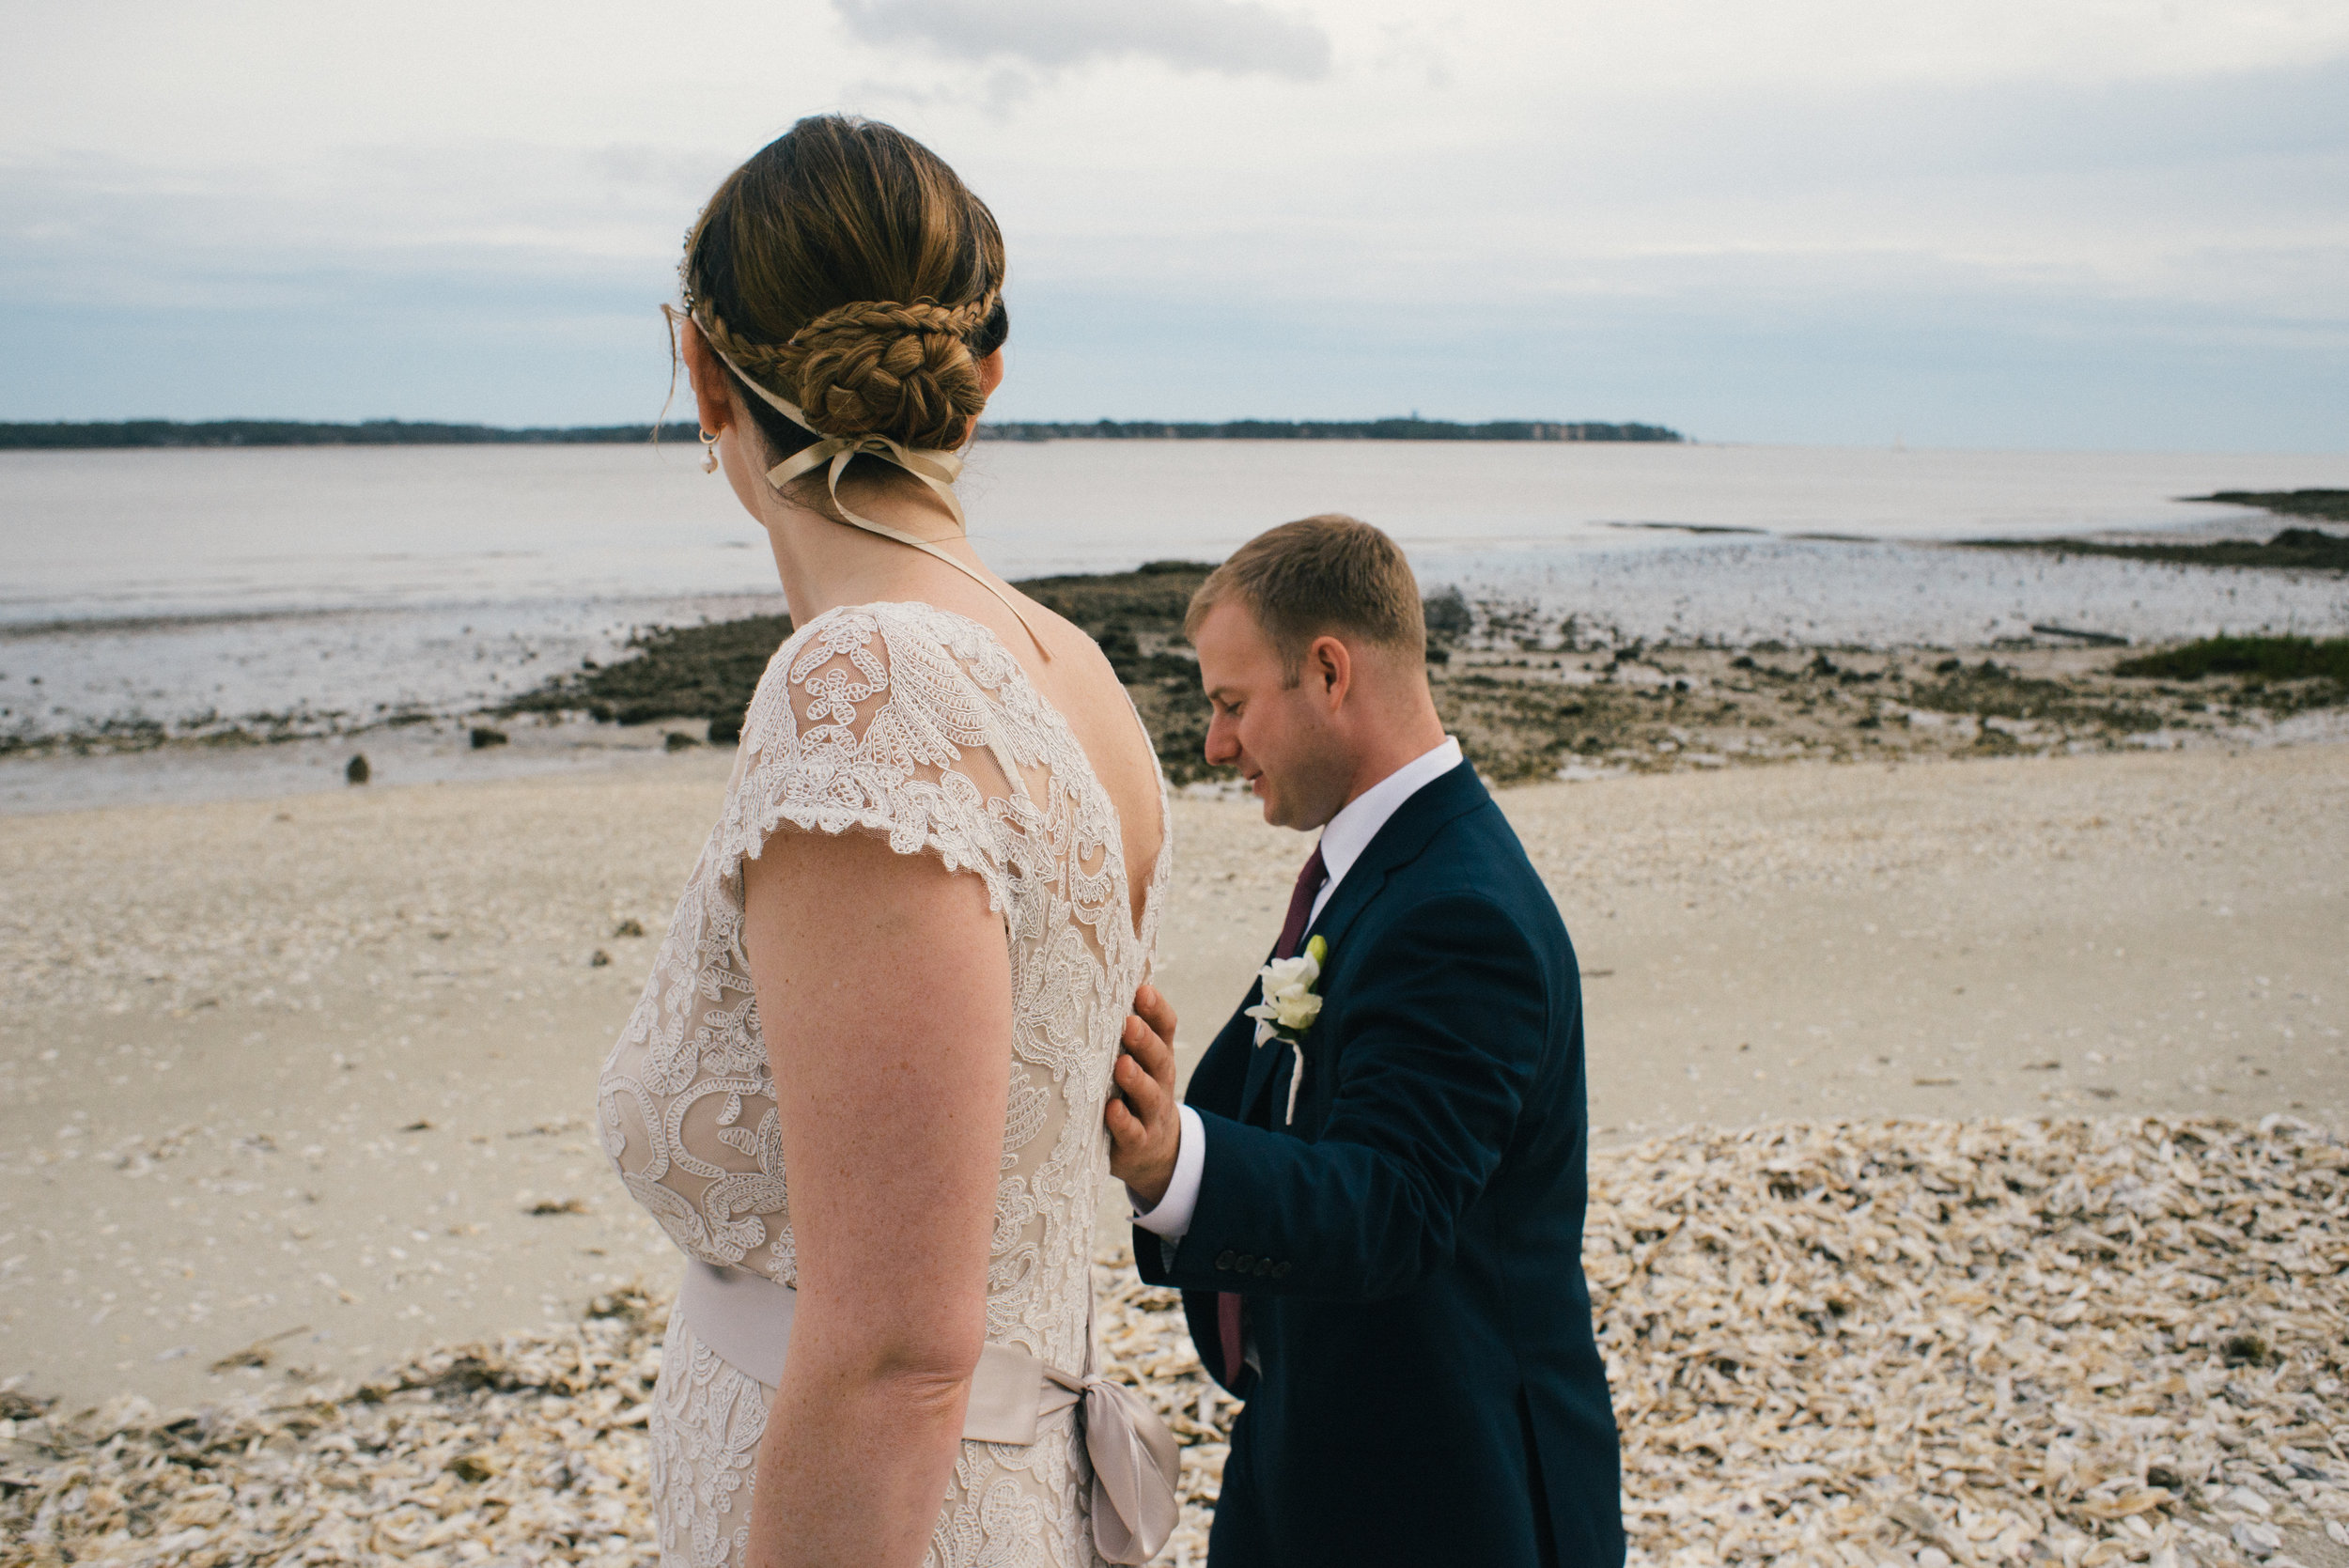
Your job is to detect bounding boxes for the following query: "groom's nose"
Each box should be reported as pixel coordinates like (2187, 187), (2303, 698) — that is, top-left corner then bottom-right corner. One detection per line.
(1204, 711), (1241, 768)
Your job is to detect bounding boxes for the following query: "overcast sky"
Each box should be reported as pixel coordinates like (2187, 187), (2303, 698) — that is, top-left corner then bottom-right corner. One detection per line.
(2, 0), (2343, 448)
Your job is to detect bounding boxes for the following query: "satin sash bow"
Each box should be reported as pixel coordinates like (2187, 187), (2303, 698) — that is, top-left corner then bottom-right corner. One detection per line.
(701, 336), (1051, 659)
(676, 1262), (1178, 1563)
(1038, 1361), (1183, 1563)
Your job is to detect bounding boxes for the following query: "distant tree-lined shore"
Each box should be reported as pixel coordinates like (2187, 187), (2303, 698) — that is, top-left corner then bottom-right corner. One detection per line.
(977, 418), (1684, 442)
(0, 419), (701, 450)
(0, 414), (1683, 450)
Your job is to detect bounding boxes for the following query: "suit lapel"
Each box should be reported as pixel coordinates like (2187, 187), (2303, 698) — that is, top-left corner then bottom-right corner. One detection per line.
(1234, 760), (1491, 1125)
(1234, 931), (1293, 1125)
(1188, 995), (1261, 1122)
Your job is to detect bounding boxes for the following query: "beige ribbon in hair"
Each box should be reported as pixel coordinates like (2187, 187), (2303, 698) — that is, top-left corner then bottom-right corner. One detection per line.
(695, 324), (1051, 660)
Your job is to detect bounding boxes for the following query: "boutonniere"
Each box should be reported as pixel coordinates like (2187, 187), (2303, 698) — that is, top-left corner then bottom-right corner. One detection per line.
(1246, 936), (1326, 1126)
(1247, 934), (1327, 1046)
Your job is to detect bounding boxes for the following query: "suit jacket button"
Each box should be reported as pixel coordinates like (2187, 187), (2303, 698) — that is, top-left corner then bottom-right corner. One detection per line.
(1214, 1250), (1236, 1271)
(1253, 1259), (1272, 1277)
(1234, 1253), (1255, 1271)
(1274, 1261), (1292, 1278)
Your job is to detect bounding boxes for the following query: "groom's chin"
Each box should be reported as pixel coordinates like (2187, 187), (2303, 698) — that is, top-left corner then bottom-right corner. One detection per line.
(1252, 779), (1295, 829)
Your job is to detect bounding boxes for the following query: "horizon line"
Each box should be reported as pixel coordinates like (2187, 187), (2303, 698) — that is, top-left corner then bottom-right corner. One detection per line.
(0, 415), (1690, 451)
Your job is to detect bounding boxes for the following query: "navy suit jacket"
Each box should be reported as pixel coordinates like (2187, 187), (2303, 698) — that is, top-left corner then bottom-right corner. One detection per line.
(1137, 761), (1623, 1568)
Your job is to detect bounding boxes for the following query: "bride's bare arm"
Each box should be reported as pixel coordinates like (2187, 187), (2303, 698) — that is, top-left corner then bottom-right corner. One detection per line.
(739, 827), (1013, 1568)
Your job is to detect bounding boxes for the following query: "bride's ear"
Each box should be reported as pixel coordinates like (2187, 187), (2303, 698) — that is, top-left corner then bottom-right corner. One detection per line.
(680, 319), (734, 440)
(958, 347), (1004, 449)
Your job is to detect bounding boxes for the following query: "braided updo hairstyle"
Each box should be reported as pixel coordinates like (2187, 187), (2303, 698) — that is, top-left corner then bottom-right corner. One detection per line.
(684, 115), (1009, 474)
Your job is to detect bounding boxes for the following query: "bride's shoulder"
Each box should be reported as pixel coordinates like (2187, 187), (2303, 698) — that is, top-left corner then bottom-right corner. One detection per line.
(720, 599), (1020, 902)
(740, 603), (896, 734)
(766, 600), (887, 673)
(761, 599), (1027, 708)
(770, 598), (1011, 663)
(736, 598), (1029, 768)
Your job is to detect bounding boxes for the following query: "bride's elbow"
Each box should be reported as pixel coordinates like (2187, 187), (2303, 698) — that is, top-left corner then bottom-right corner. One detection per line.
(819, 1320), (987, 1410)
(872, 1340), (984, 1413)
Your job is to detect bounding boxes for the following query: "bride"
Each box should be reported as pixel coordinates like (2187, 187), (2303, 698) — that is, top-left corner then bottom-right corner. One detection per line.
(598, 116), (1176, 1567)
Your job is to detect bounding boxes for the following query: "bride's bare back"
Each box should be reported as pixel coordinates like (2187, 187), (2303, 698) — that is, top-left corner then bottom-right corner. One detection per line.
(924, 571), (1169, 932)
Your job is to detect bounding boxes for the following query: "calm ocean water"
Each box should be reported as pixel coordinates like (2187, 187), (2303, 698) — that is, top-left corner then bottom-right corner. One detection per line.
(8, 441), (2349, 623)
(3, 441), (2346, 807)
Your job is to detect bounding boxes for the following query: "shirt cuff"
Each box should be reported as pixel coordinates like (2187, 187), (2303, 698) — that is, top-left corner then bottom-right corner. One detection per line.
(1130, 1103), (1206, 1240)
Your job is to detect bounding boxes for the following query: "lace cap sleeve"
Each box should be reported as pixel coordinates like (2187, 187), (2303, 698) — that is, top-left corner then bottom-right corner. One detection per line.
(715, 604), (1023, 915)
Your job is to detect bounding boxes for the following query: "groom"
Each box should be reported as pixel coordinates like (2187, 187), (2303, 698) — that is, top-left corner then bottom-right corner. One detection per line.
(1107, 516), (1623, 1567)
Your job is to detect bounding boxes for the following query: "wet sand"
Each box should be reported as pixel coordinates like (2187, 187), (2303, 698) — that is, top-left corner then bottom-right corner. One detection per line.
(2, 741), (2343, 1413)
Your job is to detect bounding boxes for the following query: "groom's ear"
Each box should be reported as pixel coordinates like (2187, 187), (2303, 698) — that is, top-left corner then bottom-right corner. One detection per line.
(1304, 634), (1353, 709)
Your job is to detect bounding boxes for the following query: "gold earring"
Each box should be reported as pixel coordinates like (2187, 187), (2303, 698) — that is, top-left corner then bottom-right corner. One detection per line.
(699, 427), (720, 474)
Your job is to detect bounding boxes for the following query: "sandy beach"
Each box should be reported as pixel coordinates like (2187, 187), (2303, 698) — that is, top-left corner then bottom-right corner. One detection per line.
(3, 737), (2342, 1418)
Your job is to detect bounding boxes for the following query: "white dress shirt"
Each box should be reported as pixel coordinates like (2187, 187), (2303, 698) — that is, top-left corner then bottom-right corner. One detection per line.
(1131, 736), (1464, 1241)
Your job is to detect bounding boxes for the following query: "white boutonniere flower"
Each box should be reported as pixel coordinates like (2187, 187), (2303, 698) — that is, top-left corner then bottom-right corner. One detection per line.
(1247, 935), (1328, 1047)
(1247, 936), (1328, 1126)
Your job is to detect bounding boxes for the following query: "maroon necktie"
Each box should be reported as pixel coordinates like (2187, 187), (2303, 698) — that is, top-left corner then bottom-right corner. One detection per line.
(1219, 844), (1328, 1383)
(1272, 844), (1328, 965)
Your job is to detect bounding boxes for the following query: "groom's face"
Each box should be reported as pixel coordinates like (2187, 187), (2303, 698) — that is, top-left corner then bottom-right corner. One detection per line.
(1193, 599), (1353, 831)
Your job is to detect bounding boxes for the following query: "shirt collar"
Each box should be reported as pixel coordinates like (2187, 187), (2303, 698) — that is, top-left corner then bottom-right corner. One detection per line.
(1313, 736), (1464, 913)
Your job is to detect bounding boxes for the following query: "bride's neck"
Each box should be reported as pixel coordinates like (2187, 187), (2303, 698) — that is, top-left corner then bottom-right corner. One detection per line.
(757, 474), (981, 626)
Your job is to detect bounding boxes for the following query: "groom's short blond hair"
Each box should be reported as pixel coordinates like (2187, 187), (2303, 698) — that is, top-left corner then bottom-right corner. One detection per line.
(1185, 514), (1426, 684)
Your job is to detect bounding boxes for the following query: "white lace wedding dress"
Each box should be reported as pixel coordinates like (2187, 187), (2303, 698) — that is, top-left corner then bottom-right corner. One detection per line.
(598, 600), (1170, 1568)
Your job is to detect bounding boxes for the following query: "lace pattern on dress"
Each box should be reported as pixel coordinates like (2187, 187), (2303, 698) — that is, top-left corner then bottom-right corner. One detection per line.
(599, 601), (1170, 1568)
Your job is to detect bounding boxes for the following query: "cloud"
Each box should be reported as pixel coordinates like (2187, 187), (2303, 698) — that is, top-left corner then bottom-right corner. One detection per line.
(832, 0), (1330, 81)
(4, 0), (2345, 443)
(0, 143), (716, 308)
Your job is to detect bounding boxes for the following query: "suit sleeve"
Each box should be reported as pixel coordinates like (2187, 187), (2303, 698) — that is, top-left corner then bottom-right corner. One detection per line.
(1142, 894), (1547, 1302)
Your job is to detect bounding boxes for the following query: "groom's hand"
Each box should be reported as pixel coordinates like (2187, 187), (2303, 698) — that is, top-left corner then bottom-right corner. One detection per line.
(1107, 985), (1181, 1211)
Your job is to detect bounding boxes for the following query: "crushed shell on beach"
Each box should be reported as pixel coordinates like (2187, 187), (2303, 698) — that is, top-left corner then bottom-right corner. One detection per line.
(6, 1116), (2345, 1568)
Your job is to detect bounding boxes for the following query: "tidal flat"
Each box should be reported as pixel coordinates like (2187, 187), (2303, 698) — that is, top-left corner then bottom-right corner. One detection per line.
(485, 563), (2349, 789)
